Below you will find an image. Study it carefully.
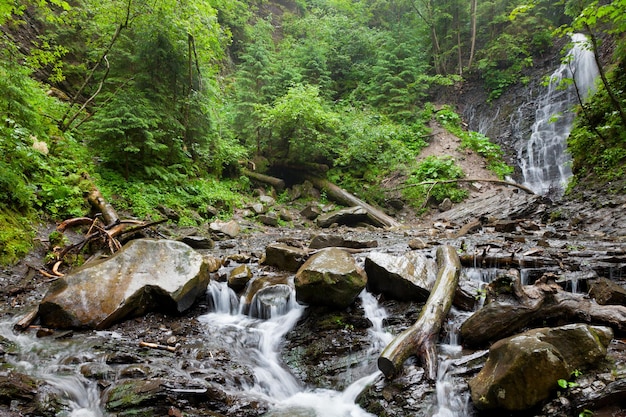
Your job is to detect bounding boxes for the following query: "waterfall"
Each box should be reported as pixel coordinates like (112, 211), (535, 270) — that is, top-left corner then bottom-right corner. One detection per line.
(201, 282), (382, 416)
(0, 320), (104, 416)
(519, 33), (599, 196)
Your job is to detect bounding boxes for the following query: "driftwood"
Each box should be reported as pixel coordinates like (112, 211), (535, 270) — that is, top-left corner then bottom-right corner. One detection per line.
(306, 176), (402, 229)
(378, 245), (461, 380)
(88, 187), (120, 227)
(139, 341), (177, 353)
(273, 161), (330, 173)
(460, 278), (626, 348)
(459, 252), (559, 269)
(396, 178), (535, 195)
(14, 308), (39, 331)
(51, 188), (167, 274)
(241, 168), (285, 192)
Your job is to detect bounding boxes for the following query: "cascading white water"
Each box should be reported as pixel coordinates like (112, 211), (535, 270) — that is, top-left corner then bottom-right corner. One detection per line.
(519, 33), (599, 196)
(432, 308), (473, 417)
(201, 282), (386, 416)
(0, 320), (104, 417)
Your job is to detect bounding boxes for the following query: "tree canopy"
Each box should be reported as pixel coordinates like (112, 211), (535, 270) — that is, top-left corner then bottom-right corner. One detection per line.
(0, 0), (624, 263)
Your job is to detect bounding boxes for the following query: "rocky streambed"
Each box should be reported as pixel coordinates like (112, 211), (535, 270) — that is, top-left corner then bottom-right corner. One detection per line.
(1, 184), (626, 417)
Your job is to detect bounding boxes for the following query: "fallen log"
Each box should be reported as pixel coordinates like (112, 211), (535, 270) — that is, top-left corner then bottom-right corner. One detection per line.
(460, 278), (626, 347)
(459, 252), (560, 269)
(305, 176), (402, 229)
(395, 178), (535, 195)
(87, 187), (120, 227)
(14, 308), (39, 332)
(378, 245), (461, 380)
(241, 168), (285, 192)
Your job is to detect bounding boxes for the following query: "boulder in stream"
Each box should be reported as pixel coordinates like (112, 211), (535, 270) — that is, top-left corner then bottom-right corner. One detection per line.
(470, 324), (613, 411)
(364, 252), (436, 301)
(38, 239), (211, 329)
(262, 243), (309, 272)
(295, 247), (367, 308)
(316, 206), (372, 228)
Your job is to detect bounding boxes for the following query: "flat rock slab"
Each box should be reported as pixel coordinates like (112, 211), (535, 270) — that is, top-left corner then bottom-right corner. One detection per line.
(38, 239), (210, 329)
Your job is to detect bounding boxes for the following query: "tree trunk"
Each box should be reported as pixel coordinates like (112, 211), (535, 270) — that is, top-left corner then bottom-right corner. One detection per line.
(305, 176), (402, 229)
(378, 245), (461, 380)
(585, 25), (626, 127)
(87, 188), (120, 228)
(242, 168), (286, 192)
(460, 279), (626, 347)
(468, 0), (477, 70)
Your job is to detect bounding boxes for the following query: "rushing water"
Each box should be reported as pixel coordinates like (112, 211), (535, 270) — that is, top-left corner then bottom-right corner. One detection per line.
(0, 320), (104, 416)
(200, 280), (386, 416)
(519, 33), (599, 196)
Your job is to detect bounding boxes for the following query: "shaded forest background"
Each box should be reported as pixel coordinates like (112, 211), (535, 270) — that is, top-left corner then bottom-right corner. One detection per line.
(1, 0), (625, 264)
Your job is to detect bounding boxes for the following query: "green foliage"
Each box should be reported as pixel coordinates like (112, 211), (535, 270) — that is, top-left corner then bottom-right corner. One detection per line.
(403, 156), (468, 210)
(97, 170), (246, 222)
(568, 66), (626, 184)
(260, 84), (340, 163)
(558, 369), (582, 389)
(0, 209), (36, 265)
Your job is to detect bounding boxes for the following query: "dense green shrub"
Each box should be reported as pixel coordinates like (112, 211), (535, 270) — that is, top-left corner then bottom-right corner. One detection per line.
(402, 156), (468, 210)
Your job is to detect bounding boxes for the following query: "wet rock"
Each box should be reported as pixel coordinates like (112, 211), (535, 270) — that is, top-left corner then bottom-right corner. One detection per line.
(589, 277), (626, 305)
(408, 238), (429, 250)
(470, 324), (613, 411)
(241, 275), (292, 312)
(210, 220), (241, 238)
(364, 252), (436, 301)
(105, 379), (166, 414)
(203, 255), (223, 272)
(435, 189), (546, 224)
(454, 279), (485, 311)
(80, 362), (116, 380)
(279, 209), (293, 222)
(295, 248), (367, 308)
(259, 195), (276, 206)
(438, 198), (453, 211)
(309, 234), (378, 250)
(316, 206), (371, 228)
(300, 205), (321, 220)
(180, 235), (214, 250)
(262, 243), (309, 272)
(228, 264), (253, 293)
(248, 284), (293, 319)
(493, 220), (518, 233)
(258, 212), (279, 227)
(38, 239), (210, 329)
(250, 203), (265, 215)
(0, 371), (37, 404)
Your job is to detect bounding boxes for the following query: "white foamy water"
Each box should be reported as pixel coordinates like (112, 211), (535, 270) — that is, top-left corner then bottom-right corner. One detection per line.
(519, 33), (599, 196)
(0, 320), (104, 416)
(201, 283), (391, 416)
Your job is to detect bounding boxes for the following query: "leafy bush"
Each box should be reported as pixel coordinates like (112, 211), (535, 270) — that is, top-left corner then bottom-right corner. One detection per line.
(0, 209), (36, 265)
(568, 67), (626, 185)
(97, 170), (247, 222)
(403, 156), (468, 210)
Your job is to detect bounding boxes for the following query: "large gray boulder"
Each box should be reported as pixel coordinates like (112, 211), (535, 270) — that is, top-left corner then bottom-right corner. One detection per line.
(263, 243), (309, 272)
(470, 324), (613, 411)
(316, 206), (371, 228)
(295, 247), (367, 308)
(38, 239), (210, 329)
(364, 252), (437, 301)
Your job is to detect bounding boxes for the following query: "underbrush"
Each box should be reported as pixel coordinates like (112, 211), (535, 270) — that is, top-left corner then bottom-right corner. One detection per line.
(96, 170), (250, 226)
